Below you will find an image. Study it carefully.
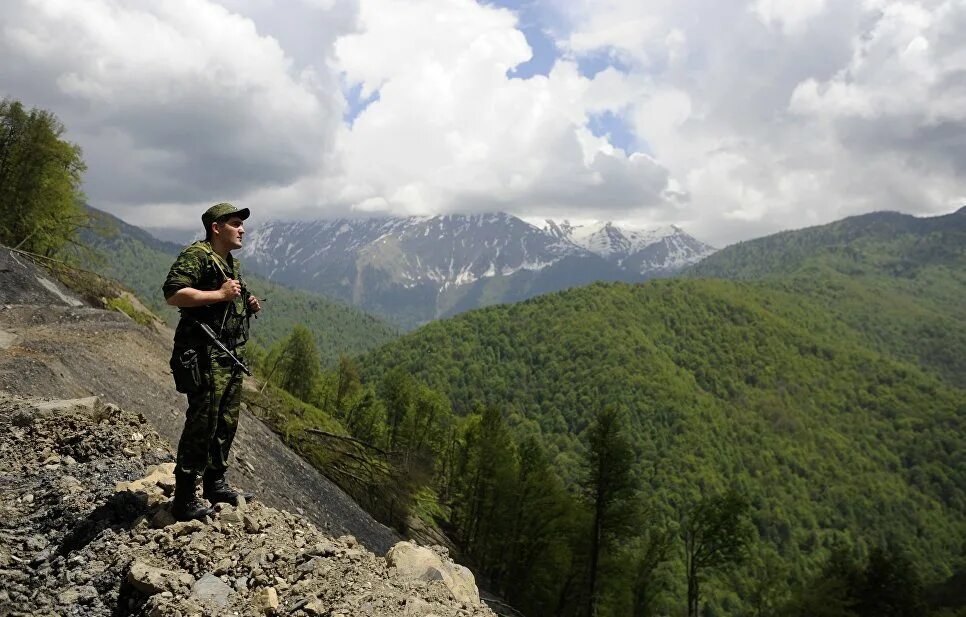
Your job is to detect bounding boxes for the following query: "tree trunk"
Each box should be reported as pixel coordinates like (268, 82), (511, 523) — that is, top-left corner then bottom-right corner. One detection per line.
(687, 563), (699, 617)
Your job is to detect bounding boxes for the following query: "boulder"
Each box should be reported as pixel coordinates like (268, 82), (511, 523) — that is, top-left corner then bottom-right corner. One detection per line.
(115, 463), (176, 495)
(191, 573), (234, 608)
(252, 586), (279, 615)
(128, 560), (192, 596)
(385, 542), (481, 605)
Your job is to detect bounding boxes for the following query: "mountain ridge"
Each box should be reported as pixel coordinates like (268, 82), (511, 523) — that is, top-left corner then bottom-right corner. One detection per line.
(239, 212), (715, 327)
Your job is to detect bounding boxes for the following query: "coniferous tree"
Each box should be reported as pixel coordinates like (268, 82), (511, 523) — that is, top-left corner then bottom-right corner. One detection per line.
(335, 355), (362, 410)
(279, 324), (321, 402)
(581, 405), (638, 617)
(381, 367), (415, 450)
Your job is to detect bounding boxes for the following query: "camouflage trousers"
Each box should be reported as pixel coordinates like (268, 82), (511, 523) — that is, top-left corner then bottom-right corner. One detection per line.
(175, 347), (243, 477)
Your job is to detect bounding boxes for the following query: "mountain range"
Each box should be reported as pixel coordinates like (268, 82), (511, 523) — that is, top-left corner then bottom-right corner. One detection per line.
(239, 213), (715, 328)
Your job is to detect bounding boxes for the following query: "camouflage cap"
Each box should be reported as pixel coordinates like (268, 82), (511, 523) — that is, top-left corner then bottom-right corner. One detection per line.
(202, 202), (250, 232)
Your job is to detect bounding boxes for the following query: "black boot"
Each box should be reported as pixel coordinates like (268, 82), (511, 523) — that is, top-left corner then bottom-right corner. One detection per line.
(172, 471), (214, 521)
(203, 470), (253, 506)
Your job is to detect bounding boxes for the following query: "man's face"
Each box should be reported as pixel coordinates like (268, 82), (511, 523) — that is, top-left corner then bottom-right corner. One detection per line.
(214, 216), (245, 250)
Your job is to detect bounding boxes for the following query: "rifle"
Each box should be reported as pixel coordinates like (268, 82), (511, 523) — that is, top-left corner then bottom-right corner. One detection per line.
(195, 319), (252, 376)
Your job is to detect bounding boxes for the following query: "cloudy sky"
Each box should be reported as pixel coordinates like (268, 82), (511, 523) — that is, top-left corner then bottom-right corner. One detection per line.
(1, 0), (963, 246)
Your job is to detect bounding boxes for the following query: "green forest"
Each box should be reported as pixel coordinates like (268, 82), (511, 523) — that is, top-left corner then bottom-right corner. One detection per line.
(4, 99), (963, 617)
(249, 207), (965, 616)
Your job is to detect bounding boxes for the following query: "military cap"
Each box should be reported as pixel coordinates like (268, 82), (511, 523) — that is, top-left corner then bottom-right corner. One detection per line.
(202, 202), (250, 232)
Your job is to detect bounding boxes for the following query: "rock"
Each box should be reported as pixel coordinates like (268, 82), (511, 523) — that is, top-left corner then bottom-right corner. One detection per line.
(221, 510), (243, 524)
(297, 557), (324, 573)
(128, 560), (183, 596)
(169, 519), (204, 537)
(31, 396), (100, 414)
(243, 515), (261, 534)
(10, 409), (33, 427)
(386, 542), (481, 605)
(252, 586), (279, 615)
(310, 540), (338, 557)
(406, 597), (432, 614)
(236, 494), (247, 511)
(303, 599), (327, 616)
(24, 535), (47, 552)
(338, 535), (358, 548)
(151, 507), (177, 529)
(213, 557), (233, 575)
(191, 572), (234, 608)
(116, 463), (176, 495)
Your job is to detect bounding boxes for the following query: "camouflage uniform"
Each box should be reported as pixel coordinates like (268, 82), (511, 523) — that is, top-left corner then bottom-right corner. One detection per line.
(163, 241), (249, 477)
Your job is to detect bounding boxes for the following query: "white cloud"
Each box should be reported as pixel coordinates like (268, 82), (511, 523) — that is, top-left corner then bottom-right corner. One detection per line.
(554, 0), (965, 244)
(1, 0), (962, 245)
(753, 0), (828, 35)
(0, 0), (344, 210)
(327, 0), (672, 220)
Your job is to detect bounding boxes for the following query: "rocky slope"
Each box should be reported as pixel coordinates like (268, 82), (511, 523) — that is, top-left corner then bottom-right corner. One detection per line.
(0, 393), (494, 617)
(0, 247), (398, 554)
(0, 247), (496, 615)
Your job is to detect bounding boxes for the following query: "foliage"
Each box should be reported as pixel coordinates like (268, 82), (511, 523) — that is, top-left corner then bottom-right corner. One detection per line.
(105, 293), (157, 327)
(783, 543), (929, 617)
(581, 405), (639, 616)
(0, 99), (87, 256)
(355, 275), (966, 615)
(680, 490), (755, 617)
(276, 324), (321, 401)
(687, 208), (966, 387)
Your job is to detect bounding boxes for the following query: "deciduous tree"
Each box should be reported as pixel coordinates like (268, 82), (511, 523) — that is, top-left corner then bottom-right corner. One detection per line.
(0, 99), (87, 255)
(680, 490), (755, 617)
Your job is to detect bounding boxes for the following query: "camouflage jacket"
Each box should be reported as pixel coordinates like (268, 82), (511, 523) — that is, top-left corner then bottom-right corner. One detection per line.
(162, 241), (249, 349)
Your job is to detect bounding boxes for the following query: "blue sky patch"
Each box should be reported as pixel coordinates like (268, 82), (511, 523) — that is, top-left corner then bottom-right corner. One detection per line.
(577, 48), (631, 78)
(587, 110), (643, 154)
(484, 0), (562, 79)
(343, 81), (381, 126)
(507, 23), (557, 78)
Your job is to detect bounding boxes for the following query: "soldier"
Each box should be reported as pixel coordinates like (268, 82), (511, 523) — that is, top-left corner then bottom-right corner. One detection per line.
(163, 202), (262, 521)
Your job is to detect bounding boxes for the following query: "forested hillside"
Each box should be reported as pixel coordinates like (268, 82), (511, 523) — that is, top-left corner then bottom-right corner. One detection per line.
(350, 275), (965, 615)
(687, 208), (966, 386)
(74, 207), (399, 365)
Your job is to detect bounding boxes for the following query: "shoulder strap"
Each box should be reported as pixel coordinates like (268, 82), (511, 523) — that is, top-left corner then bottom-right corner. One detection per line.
(191, 241), (233, 281)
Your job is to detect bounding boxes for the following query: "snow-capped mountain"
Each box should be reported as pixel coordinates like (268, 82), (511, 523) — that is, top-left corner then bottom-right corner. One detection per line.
(239, 212), (715, 328)
(544, 220), (716, 273)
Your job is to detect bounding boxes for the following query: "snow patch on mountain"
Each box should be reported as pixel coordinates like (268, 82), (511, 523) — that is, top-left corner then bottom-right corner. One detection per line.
(544, 219), (716, 273)
(238, 213), (716, 325)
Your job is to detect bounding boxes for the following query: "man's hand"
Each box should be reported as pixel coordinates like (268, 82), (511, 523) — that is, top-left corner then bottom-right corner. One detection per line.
(220, 279), (242, 301)
(247, 295), (262, 313)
